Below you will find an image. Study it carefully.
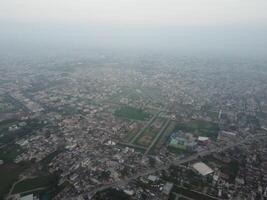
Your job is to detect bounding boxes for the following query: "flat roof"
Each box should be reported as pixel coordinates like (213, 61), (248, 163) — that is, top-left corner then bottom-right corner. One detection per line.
(21, 194), (33, 200)
(192, 162), (214, 176)
(198, 136), (209, 141)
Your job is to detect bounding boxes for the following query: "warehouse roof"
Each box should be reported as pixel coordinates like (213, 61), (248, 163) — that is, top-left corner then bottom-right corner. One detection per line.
(192, 162), (214, 176)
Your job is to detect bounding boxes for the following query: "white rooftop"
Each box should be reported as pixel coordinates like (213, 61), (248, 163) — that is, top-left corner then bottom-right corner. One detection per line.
(198, 136), (209, 141)
(147, 175), (158, 182)
(192, 162), (214, 176)
(21, 194), (34, 200)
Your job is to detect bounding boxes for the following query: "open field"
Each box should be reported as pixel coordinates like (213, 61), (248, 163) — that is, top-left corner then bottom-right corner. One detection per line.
(149, 120), (176, 154)
(122, 122), (146, 143)
(121, 111), (172, 154)
(134, 117), (166, 147)
(145, 119), (171, 155)
(109, 86), (163, 104)
(167, 146), (185, 155)
(115, 106), (150, 121)
(135, 126), (158, 146)
(0, 144), (23, 162)
(0, 162), (31, 198)
(174, 120), (219, 139)
(129, 111), (161, 144)
(12, 175), (58, 194)
(169, 185), (220, 200)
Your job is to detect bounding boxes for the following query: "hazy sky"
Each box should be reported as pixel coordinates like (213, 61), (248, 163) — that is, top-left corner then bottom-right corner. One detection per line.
(1, 0), (267, 25)
(1, 0), (267, 56)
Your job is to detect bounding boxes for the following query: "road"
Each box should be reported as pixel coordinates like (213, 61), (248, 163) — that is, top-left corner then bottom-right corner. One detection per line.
(86, 132), (267, 197)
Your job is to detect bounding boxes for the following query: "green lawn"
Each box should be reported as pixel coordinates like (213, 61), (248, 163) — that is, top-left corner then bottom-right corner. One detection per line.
(167, 146), (185, 155)
(0, 162), (31, 198)
(115, 106), (150, 121)
(0, 144), (23, 162)
(12, 175), (58, 194)
(150, 121), (176, 154)
(134, 126), (158, 147)
(174, 120), (219, 139)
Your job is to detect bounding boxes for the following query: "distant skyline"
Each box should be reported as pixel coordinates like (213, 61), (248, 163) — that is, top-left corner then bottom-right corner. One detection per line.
(1, 0), (267, 26)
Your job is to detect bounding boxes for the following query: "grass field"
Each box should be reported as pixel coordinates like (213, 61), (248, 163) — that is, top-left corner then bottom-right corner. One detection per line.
(0, 162), (31, 198)
(174, 120), (219, 139)
(0, 144), (23, 162)
(115, 106), (150, 121)
(135, 126), (158, 146)
(150, 121), (176, 154)
(109, 86), (164, 105)
(133, 117), (166, 147)
(167, 146), (185, 155)
(12, 175), (58, 194)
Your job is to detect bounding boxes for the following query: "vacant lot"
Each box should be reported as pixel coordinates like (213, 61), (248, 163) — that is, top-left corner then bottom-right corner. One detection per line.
(0, 162), (31, 198)
(150, 120), (176, 154)
(134, 118), (166, 147)
(115, 106), (150, 121)
(174, 120), (219, 139)
(12, 175), (58, 194)
(0, 144), (23, 162)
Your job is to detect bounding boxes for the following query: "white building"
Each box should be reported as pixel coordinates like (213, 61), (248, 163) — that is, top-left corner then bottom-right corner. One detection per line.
(192, 162), (214, 176)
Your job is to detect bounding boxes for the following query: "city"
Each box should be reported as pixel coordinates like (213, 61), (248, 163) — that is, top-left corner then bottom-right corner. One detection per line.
(0, 52), (267, 200)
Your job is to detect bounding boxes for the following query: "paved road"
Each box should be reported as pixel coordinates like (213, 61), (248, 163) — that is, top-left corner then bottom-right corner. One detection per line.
(86, 132), (267, 197)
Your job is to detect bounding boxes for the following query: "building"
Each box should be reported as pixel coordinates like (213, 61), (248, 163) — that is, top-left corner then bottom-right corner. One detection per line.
(192, 162), (214, 176)
(163, 182), (174, 195)
(21, 194), (34, 200)
(168, 131), (197, 151)
(197, 136), (210, 146)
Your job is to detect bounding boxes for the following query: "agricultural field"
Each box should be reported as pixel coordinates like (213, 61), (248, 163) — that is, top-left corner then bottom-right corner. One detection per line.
(115, 106), (150, 121)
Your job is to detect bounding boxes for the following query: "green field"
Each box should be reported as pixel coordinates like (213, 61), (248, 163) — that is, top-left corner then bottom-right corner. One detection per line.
(134, 126), (158, 146)
(167, 146), (185, 155)
(12, 175), (58, 194)
(109, 86), (164, 106)
(0, 162), (31, 198)
(174, 120), (219, 139)
(0, 118), (45, 146)
(115, 106), (150, 121)
(0, 144), (23, 162)
(123, 130), (136, 143)
(150, 121), (176, 154)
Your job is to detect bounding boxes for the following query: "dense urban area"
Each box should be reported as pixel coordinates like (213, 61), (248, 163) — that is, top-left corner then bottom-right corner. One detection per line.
(0, 51), (267, 200)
